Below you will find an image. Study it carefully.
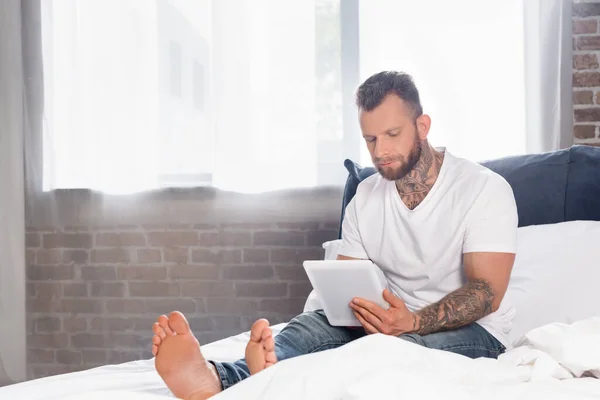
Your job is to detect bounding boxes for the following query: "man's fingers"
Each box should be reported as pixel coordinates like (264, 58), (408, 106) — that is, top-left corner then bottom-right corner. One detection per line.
(352, 297), (387, 320)
(383, 288), (405, 309)
(353, 311), (378, 334)
(350, 303), (383, 331)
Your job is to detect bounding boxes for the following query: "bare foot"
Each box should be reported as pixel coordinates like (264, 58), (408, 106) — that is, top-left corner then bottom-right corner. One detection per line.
(152, 311), (222, 400)
(245, 318), (277, 375)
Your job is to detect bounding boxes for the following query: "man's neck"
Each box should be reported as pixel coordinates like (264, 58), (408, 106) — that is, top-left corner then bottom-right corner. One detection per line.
(395, 142), (444, 210)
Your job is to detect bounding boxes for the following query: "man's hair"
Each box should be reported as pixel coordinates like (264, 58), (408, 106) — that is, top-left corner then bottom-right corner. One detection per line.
(355, 71), (423, 118)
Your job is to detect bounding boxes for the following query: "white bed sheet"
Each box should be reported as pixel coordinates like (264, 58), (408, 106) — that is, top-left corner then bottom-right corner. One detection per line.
(1, 319), (599, 400)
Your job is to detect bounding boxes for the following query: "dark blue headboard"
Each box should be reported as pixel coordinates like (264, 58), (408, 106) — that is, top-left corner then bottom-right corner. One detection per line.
(339, 145), (600, 238)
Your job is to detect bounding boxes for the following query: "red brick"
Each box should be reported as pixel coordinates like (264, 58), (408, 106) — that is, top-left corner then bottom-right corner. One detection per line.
(63, 317), (87, 333)
(574, 107), (600, 122)
(574, 54), (599, 70)
(574, 90), (594, 104)
(180, 281), (235, 297)
(81, 266), (117, 280)
(243, 249), (269, 264)
(26, 233), (41, 248)
(136, 249), (162, 264)
(574, 125), (597, 139)
(274, 265), (309, 281)
(577, 36), (600, 51)
(187, 317), (214, 332)
(258, 298), (305, 314)
(254, 231), (305, 246)
(573, 19), (598, 34)
(221, 265), (274, 280)
(164, 247), (189, 263)
(71, 333), (106, 348)
(91, 248), (130, 263)
(26, 283), (36, 298)
(306, 229), (338, 246)
(63, 283), (88, 297)
(28, 299), (61, 313)
(148, 232), (198, 246)
(276, 222), (321, 230)
(106, 299), (147, 313)
(26, 250), (36, 265)
(95, 232), (146, 247)
(33, 282), (62, 299)
(82, 350), (106, 364)
(28, 349), (55, 364)
(129, 282), (180, 297)
(90, 282), (126, 297)
(108, 333), (143, 349)
(28, 265), (74, 280)
(62, 250), (89, 264)
(212, 316), (242, 330)
(43, 233), (92, 249)
(270, 248), (323, 264)
(117, 266), (167, 280)
(289, 282), (313, 297)
(204, 298), (259, 315)
(60, 299), (104, 313)
(573, 3), (600, 18)
(573, 72), (600, 87)
(222, 222), (274, 230)
(169, 265), (219, 280)
(198, 232), (252, 247)
(28, 333), (69, 349)
(91, 317), (133, 331)
(595, 92), (600, 105)
(192, 249), (242, 264)
(35, 317), (61, 333)
(146, 298), (198, 314)
(56, 350), (82, 364)
(107, 350), (140, 364)
(235, 282), (288, 297)
(36, 250), (62, 265)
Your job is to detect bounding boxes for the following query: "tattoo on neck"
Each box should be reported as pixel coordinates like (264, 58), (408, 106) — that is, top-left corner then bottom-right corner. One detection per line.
(396, 144), (444, 209)
(414, 279), (495, 336)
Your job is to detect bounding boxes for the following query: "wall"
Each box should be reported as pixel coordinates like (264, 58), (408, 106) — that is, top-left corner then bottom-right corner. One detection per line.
(25, 188), (342, 379)
(573, 0), (600, 145)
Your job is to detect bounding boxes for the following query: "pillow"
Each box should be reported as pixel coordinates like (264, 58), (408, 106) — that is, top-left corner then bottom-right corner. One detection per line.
(504, 220), (600, 346)
(303, 239), (343, 312)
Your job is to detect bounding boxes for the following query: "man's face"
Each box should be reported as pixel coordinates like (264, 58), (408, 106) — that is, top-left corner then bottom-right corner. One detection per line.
(359, 94), (423, 181)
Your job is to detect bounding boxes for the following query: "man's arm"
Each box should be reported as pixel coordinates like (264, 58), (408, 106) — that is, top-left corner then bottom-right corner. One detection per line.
(413, 251), (515, 336)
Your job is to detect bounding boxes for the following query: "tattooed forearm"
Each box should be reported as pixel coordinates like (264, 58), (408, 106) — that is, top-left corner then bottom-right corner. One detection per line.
(414, 279), (495, 336)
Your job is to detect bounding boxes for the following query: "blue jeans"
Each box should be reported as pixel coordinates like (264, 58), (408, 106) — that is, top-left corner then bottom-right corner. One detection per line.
(210, 310), (505, 390)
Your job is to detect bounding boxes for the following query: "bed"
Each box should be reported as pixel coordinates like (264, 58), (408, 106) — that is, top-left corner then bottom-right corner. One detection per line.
(2, 145), (600, 399)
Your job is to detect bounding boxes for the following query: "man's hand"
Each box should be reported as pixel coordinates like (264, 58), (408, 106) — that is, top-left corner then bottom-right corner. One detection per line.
(349, 289), (416, 335)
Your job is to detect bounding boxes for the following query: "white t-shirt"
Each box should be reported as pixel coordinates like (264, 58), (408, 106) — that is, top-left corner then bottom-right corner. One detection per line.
(338, 149), (518, 348)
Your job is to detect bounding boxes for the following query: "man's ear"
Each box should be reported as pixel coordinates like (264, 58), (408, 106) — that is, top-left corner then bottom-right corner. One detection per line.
(416, 114), (431, 140)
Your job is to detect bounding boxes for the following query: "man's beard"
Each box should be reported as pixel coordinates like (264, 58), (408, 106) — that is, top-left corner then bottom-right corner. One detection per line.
(375, 137), (422, 181)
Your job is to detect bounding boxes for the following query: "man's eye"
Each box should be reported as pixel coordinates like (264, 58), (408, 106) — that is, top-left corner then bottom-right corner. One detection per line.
(365, 137), (376, 143)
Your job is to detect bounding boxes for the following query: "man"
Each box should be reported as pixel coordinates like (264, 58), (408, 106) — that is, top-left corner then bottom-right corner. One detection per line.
(150, 71), (518, 400)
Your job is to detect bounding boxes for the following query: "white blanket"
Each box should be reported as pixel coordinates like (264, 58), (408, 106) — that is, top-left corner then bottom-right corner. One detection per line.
(1, 319), (598, 400)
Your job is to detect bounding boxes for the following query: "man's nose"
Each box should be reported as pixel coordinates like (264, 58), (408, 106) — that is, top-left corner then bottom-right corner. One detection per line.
(374, 137), (390, 159)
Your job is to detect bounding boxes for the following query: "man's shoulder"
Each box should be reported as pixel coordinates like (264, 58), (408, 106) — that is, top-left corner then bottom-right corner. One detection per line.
(448, 152), (513, 193)
(354, 172), (387, 199)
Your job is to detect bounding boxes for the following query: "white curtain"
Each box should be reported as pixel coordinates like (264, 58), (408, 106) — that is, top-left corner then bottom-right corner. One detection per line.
(0, 0), (28, 385)
(40, 0), (572, 194)
(358, 0), (573, 166)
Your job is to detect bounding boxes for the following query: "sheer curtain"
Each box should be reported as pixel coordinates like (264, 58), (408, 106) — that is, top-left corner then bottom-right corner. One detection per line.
(40, 0), (572, 193)
(358, 0), (572, 166)
(0, 0), (28, 385)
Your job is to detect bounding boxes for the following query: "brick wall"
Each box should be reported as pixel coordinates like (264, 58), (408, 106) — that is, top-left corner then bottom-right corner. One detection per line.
(25, 189), (341, 379)
(573, 0), (600, 145)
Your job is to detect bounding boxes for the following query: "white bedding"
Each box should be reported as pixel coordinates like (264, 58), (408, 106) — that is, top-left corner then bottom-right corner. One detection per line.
(1, 319), (599, 400)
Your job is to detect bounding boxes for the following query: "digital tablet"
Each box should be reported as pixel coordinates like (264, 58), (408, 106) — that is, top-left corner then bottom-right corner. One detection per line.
(303, 259), (390, 327)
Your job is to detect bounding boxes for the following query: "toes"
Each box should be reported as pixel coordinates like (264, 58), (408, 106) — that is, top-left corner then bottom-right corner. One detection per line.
(153, 322), (166, 340)
(152, 344), (158, 356)
(168, 311), (192, 335)
(263, 336), (275, 352)
(152, 335), (162, 346)
(265, 351), (277, 364)
(158, 315), (175, 336)
(250, 319), (270, 342)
